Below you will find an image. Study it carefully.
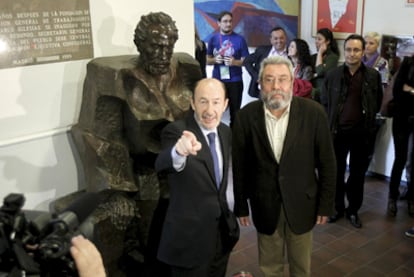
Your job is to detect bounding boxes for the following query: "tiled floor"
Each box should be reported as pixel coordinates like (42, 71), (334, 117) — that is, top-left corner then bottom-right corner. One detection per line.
(226, 176), (414, 277)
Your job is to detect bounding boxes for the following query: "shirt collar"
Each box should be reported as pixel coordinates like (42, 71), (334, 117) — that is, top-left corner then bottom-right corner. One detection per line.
(271, 47), (288, 57)
(263, 102), (291, 120)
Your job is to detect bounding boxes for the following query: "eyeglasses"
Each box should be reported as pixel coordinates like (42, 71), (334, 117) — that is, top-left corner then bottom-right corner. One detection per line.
(345, 48), (363, 53)
(262, 76), (291, 86)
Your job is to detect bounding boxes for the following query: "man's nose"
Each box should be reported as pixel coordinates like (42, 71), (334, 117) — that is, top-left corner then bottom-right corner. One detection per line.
(272, 79), (283, 89)
(206, 103), (215, 113)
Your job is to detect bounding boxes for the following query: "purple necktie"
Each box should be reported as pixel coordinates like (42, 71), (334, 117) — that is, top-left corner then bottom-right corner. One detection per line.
(207, 132), (221, 188)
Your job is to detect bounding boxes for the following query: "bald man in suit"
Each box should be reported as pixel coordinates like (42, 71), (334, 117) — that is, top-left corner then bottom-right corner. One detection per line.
(155, 78), (237, 277)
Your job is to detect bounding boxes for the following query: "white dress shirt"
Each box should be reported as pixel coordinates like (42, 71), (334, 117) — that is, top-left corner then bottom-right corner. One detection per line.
(264, 104), (290, 163)
(268, 47), (288, 59)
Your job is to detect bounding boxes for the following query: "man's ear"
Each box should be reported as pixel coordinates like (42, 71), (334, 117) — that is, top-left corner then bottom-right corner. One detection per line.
(223, 99), (229, 111)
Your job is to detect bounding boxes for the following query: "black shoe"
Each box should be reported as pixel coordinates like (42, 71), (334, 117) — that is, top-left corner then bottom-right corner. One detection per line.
(387, 199), (397, 217)
(328, 212), (344, 223)
(346, 213), (362, 228)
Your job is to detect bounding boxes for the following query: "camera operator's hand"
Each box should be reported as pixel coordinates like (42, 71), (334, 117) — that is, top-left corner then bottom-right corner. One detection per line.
(70, 235), (106, 277)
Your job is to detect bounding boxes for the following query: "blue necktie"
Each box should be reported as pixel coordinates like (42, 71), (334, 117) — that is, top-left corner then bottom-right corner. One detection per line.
(207, 132), (221, 188)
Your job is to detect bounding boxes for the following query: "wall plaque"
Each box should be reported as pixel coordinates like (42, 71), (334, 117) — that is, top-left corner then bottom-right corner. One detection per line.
(0, 0), (93, 69)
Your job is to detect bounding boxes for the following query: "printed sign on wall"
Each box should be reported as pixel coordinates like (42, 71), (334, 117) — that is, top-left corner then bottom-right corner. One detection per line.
(0, 0), (93, 69)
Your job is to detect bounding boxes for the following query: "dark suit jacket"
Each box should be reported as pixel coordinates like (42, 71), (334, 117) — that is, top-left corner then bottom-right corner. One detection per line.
(243, 45), (272, 98)
(232, 97), (337, 235)
(155, 112), (234, 268)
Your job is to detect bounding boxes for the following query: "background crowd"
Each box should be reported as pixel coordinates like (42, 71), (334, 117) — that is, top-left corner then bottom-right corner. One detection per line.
(193, 9), (414, 276)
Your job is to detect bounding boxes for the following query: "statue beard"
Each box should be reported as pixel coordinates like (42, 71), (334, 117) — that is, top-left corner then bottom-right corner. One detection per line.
(146, 62), (171, 75)
(261, 89), (292, 111)
(138, 55), (171, 76)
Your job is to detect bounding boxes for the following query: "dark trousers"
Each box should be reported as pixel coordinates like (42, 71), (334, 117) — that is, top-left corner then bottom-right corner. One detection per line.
(333, 126), (374, 214)
(389, 115), (414, 200)
(170, 227), (230, 277)
(223, 81), (243, 127)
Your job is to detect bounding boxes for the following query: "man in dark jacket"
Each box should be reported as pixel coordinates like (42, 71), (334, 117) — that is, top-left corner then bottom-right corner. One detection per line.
(243, 27), (288, 98)
(321, 34), (383, 228)
(233, 56), (336, 276)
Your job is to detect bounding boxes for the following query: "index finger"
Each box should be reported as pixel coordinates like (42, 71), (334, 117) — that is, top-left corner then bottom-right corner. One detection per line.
(182, 130), (196, 139)
(182, 130), (202, 154)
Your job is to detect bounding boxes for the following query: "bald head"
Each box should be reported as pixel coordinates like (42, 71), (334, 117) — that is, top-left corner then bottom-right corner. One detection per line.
(194, 78), (225, 97)
(191, 78), (228, 130)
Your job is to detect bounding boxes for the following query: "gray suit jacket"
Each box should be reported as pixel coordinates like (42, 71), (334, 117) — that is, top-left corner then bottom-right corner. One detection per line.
(232, 97), (336, 235)
(155, 112), (233, 267)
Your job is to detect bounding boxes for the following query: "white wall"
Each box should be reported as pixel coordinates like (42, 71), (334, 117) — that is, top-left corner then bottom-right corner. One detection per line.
(0, 0), (195, 211)
(1, 0), (413, 211)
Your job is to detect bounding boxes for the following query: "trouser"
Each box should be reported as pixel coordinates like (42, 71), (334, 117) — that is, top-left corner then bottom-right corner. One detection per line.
(333, 126), (374, 215)
(389, 115), (414, 200)
(170, 227), (230, 277)
(257, 209), (312, 277)
(223, 81), (243, 127)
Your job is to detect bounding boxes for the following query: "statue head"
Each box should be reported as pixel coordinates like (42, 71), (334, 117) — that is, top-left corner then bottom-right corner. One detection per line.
(134, 12), (179, 75)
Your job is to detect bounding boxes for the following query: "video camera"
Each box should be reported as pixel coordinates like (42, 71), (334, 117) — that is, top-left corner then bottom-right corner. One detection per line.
(0, 192), (99, 277)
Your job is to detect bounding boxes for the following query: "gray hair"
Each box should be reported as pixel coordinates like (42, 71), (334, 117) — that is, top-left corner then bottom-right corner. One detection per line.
(258, 56), (294, 82)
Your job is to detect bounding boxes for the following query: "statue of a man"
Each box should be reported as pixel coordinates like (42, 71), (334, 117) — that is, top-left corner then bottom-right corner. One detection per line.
(70, 12), (202, 276)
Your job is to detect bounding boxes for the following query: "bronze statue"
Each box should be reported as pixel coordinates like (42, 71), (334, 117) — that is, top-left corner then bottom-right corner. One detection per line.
(68, 11), (202, 276)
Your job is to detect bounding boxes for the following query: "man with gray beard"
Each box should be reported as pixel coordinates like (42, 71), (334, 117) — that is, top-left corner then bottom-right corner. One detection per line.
(232, 56), (336, 276)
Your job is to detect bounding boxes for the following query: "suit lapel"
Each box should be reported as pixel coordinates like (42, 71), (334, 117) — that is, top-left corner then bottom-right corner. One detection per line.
(217, 124), (229, 191)
(265, 45), (272, 57)
(252, 102), (278, 162)
(280, 97), (300, 161)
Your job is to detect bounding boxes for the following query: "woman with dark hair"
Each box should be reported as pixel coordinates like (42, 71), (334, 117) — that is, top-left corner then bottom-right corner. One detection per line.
(288, 38), (314, 98)
(288, 38), (314, 80)
(311, 28), (339, 101)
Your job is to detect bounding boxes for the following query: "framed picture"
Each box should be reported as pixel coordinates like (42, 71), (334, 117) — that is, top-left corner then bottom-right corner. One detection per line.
(312, 0), (365, 39)
(407, 0), (414, 6)
(194, 0), (301, 47)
